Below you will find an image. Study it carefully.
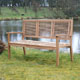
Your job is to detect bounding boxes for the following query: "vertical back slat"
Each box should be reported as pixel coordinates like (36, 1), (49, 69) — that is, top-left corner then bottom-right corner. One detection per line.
(36, 21), (39, 36)
(51, 21), (55, 38)
(22, 20), (25, 39)
(70, 19), (73, 36)
(52, 21), (55, 37)
(68, 21), (71, 36)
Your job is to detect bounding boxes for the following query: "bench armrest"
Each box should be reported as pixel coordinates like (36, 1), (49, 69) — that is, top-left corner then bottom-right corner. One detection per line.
(56, 34), (72, 40)
(56, 34), (72, 48)
(7, 32), (23, 43)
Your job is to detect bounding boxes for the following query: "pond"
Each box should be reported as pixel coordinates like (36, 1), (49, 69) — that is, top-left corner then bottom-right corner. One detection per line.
(0, 20), (80, 53)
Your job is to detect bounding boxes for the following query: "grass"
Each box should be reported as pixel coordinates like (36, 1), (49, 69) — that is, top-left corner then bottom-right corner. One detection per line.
(0, 47), (80, 80)
(0, 7), (66, 20)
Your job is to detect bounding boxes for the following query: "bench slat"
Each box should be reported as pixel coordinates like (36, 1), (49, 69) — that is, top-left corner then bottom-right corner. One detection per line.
(10, 40), (70, 48)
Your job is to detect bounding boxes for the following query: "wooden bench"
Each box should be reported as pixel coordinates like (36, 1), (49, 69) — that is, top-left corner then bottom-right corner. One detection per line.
(7, 19), (73, 66)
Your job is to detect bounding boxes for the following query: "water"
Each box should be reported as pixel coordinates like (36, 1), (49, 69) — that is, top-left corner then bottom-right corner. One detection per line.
(0, 20), (80, 53)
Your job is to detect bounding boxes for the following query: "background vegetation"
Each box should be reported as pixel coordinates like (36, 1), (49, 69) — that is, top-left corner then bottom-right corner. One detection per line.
(0, 0), (80, 19)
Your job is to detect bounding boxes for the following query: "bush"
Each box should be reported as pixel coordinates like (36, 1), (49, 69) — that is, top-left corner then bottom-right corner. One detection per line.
(0, 40), (5, 54)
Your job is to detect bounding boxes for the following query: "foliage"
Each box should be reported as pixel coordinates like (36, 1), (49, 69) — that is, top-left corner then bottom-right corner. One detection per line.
(0, 0), (80, 17)
(0, 47), (80, 80)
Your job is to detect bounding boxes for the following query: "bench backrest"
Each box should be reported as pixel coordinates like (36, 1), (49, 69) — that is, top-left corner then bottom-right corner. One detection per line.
(22, 19), (73, 39)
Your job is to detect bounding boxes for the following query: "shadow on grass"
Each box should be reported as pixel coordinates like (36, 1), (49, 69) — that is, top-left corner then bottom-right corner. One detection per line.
(14, 51), (56, 65)
(24, 55), (56, 65)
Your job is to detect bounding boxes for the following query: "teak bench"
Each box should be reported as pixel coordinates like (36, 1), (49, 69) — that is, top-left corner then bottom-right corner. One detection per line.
(7, 19), (73, 66)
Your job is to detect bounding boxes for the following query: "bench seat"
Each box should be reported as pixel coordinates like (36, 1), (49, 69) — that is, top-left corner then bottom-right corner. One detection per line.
(10, 40), (70, 50)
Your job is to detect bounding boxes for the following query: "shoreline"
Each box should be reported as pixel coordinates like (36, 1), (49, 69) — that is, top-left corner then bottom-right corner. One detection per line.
(0, 17), (25, 21)
(0, 17), (78, 21)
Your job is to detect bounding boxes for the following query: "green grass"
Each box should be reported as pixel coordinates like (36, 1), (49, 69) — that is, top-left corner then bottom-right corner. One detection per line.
(0, 47), (80, 80)
(0, 7), (66, 20)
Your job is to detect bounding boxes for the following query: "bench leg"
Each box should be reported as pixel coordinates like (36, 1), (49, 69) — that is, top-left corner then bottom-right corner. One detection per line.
(8, 45), (11, 59)
(23, 47), (26, 56)
(56, 47), (59, 66)
(56, 36), (59, 66)
(70, 46), (73, 61)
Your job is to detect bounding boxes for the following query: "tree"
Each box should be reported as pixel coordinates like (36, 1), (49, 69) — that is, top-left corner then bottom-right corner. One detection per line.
(47, 0), (56, 8)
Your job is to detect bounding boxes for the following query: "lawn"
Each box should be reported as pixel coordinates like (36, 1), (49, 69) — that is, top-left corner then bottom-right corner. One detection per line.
(0, 7), (66, 20)
(0, 47), (80, 80)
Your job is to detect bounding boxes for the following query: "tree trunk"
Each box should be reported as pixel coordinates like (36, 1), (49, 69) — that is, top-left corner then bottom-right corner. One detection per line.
(0, 7), (1, 15)
(24, 0), (27, 13)
(0, 1), (1, 15)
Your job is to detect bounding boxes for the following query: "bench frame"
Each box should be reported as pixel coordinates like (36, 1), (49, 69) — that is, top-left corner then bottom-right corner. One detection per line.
(7, 19), (73, 66)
